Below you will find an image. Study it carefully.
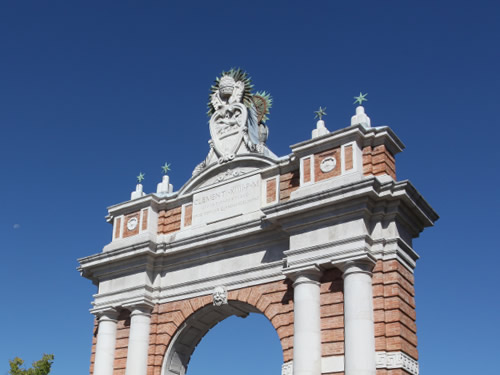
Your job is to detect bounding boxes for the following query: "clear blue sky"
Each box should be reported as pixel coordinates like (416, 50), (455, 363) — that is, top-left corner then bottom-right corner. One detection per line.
(1, 1), (498, 374)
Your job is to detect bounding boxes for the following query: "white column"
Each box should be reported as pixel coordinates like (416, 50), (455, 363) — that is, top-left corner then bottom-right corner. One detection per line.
(93, 309), (119, 375)
(343, 261), (376, 375)
(125, 305), (153, 375)
(292, 268), (322, 375)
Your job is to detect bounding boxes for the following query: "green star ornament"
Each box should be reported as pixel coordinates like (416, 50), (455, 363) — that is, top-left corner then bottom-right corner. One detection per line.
(353, 92), (368, 106)
(314, 106), (327, 120)
(161, 162), (171, 175)
(137, 172), (145, 184)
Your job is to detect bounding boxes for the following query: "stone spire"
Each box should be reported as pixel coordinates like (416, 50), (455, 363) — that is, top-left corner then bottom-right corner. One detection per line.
(131, 173), (146, 200)
(351, 92), (371, 129)
(351, 105), (371, 129)
(157, 163), (173, 195)
(312, 106), (329, 138)
(156, 175), (173, 195)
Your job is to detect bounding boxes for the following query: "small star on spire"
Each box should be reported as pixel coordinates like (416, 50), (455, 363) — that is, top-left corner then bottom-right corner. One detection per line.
(137, 172), (145, 184)
(161, 162), (171, 175)
(314, 106), (327, 120)
(353, 92), (368, 106)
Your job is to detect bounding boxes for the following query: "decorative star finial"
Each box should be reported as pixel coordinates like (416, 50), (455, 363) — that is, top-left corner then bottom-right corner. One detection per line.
(353, 92), (368, 106)
(314, 106), (327, 120)
(137, 172), (145, 184)
(161, 162), (171, 175)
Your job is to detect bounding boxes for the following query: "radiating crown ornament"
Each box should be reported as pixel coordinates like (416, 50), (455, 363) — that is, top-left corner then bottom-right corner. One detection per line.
(218, 75), (237, 99)
(193, 69), (276, 176)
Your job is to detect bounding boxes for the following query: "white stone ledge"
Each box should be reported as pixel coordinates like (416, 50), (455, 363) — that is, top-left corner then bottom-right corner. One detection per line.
(281, 356), (345, 375)
(282, 352), (419, 375)
(376, 351), (419, 375)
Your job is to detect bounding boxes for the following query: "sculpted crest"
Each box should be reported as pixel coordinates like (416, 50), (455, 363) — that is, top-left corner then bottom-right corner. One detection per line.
(193, 69), (276, 176)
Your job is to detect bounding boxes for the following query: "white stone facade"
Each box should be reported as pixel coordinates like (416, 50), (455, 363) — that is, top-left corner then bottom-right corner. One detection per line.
(79, 72), (437, 375)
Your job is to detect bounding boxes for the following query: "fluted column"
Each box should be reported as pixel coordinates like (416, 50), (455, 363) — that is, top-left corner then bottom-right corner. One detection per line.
(125, 305), (153, 375)
(343, 260), (376, 375)
(289, 266), (322, 375)
(93, 309), (119, 375)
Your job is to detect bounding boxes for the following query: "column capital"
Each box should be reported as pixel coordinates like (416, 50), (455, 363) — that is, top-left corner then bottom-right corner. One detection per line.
(92, 307), (119, 322)
(124, 303), (154, 317)
(338, 256), (376, 278)
(283, 264), (322, 287)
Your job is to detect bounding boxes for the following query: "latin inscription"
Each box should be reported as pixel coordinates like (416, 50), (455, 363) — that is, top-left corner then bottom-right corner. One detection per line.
(192, 175), (261, 225)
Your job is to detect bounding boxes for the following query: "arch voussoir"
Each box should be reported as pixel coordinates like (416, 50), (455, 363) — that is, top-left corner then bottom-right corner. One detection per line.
(152, 280), (293, 375)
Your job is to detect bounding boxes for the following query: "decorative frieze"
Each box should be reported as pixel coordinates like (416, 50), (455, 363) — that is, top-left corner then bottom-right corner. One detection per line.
(281, 361), (293, 375)
(282, 352), (418, 375)
(376, 351), (419, 375)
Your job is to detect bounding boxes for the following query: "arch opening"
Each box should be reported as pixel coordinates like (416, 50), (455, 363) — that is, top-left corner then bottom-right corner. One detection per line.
(161, 301), (284, 375)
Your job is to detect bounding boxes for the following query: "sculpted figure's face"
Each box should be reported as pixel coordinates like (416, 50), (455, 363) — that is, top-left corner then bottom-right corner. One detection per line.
(213, 286), (226, 305)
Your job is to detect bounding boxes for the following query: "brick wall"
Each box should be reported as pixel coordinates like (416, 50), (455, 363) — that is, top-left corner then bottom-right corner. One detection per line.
(89, 320), (97, 374)
(315, 147), (341, 182)
(147, 279), (294, 375)
(373, 260), (418, 360)
(266, 178), (277, 203)
(279, 170), (300, 202)
(113, 310), (131, 375)
(183, 204), (193, 227)
(363, 145), (396, 179)
(157, 207), (182, 235)
(89, 260), (418, 375)
(376, 370), (413, 375)
(320, 269), (344, 357)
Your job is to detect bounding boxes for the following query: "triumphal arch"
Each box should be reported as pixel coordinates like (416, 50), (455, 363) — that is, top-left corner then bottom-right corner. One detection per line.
(79, 69), (438, 375)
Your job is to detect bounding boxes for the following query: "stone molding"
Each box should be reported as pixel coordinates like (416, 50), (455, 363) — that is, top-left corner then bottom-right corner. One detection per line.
(376, 351), (419, 375)
(126, 304), (154, 317)
(281, 361), (293, 375)
(282, 351), (419, 375)
(282, 264), (322, 287)
(94, 308), (119, 322)
(341, 257), (376, 278)
(281, 356), (346, 374)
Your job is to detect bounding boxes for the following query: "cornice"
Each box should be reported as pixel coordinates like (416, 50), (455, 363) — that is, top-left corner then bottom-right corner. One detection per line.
(290, 124), (405, 158)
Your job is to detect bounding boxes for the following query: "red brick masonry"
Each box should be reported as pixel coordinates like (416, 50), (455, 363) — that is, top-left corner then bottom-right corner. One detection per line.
(279, 170), (300, 202)
(363, 145), (396, 179)
(89, 261), (416, 375)
(157, 207), (182, 235)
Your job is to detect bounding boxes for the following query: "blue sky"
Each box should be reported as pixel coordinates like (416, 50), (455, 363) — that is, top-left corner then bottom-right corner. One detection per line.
(1, 1), (498, 374)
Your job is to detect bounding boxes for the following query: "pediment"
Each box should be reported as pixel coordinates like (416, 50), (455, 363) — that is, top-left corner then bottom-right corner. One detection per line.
(178, 154), (279, 196)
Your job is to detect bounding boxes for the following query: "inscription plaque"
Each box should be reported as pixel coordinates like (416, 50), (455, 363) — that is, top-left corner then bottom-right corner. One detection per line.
(192, 174), (261, 226)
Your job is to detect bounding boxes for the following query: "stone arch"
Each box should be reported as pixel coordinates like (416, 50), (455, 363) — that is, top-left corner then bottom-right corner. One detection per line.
(147, 279), (294, 375)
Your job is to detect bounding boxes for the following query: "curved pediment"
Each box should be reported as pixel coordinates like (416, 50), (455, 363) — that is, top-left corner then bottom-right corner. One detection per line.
(178, 154), (279, 196)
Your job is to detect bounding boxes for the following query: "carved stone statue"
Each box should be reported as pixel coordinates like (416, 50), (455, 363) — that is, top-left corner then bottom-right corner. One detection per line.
(192, 69), (276, 176)
(212, 285), (228, 306)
